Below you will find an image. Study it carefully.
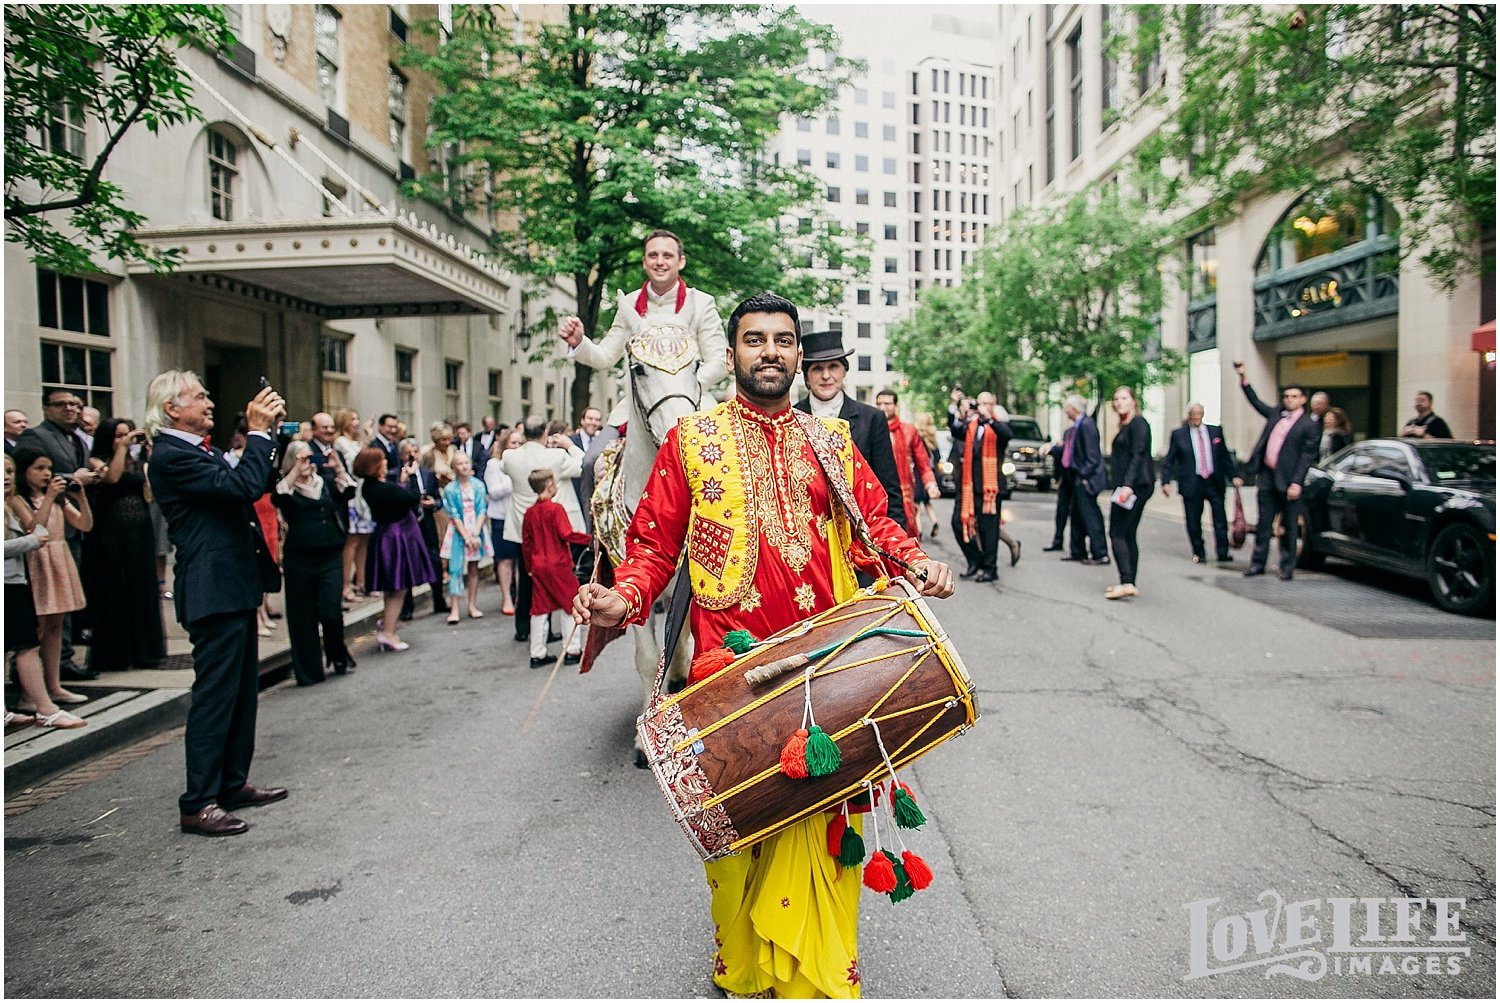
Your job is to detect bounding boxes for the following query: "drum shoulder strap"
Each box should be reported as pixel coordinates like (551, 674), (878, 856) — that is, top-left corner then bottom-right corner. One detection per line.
(651, 559), (693, 700)
(792, 410), (880, 561)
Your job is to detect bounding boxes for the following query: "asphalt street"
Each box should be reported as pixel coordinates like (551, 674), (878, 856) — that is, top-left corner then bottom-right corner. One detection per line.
(4, 492), (1494, 998)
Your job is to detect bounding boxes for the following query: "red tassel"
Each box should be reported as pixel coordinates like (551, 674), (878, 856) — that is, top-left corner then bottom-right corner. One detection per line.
(826, 813), (847, 859)
(779, 729), (810, 778)
(862, 851), (897, 893)
(688, 646), (736, 684)
(902, 850), (934, 890)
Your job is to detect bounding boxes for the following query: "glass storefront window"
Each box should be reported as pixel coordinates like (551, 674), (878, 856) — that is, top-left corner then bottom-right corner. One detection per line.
(1188, 227), (1217, 299)
(1257, 184), (1397, 276)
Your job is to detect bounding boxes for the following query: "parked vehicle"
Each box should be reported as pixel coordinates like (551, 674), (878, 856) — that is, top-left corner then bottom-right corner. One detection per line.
(1300, 439), (1495, 615)
(1005, 417), (1054, 491)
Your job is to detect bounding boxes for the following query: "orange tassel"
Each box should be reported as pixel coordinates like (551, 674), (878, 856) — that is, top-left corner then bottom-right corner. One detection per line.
(862, 851), (897, 893)
(902, 850), (934, 890)
(688, 646), (736, 684)
(826, 813), (847, 859)
(779, 729), (810, 778)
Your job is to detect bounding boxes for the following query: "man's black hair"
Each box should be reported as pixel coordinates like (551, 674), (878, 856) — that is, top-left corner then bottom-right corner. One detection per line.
(726, 292), (799, 346)
(378, 413), (399, 426)
(876, 388), (898, 403)
(1281, 384), (1308, 397)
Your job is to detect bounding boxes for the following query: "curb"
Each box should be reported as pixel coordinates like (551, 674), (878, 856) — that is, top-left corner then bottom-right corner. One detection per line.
(3, 599), (388, 797)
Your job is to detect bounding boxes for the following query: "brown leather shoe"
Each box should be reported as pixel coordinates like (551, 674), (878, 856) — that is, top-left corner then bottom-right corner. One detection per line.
(180, 804), (249, 837)
(219, 782), (288, 810)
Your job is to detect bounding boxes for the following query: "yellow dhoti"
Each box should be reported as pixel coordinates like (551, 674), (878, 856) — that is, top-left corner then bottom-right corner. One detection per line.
(706, 813), (864, 999)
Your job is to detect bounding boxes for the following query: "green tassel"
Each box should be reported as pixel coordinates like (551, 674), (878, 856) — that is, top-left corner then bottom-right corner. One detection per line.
(722, 629), (757, 655)
(894, 786), (926, 829)
(884, 850), (915, 903)
(838, 825), (865, 867)
(804, 724), (841, 776)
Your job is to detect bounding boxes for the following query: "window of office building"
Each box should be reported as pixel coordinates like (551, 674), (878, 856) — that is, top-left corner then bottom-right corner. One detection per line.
(36, 268), (110, 337)
(855, 121), (869, 138)
(883, 124), (897, 141)
(207, 128), (239, 221)
(855, 154), (869, 172)
(856, 188), (870, 205)
(826, 117), (840, 135)
(854, 87), (868, 105)
(1045, 40), (1056, 182)
(884, 224), (897, 240)
(796, 116), (812, 131)
(315, 5), (341, 109)
(855, 221), (870, 236)
(826, 151), (840, 169)
(883, 289), (898, 306)
(882, 91), (896, 108)
(1068, 27), (1083, 161)
(1189, 228), (1218, 299)
(519, 376), (533, 416)
(319, 332), (350, 408)
(388, 67), (408, 154)
(395, 347), (416, 428)
(826, 185), (840, 203)
(43, 100), (86, 160)
(796, 148), (811, 166)
(857, 288), (871, 305)
(444, 359), (463, 420)
(857, 355), (872, 372)
(39, 342), (113, 414)
(1101, 4), (1119, 125)
(884, 257), (898, 274)
(487, 369), (504, 421)
(883, 158), (897, 175)
(1136, 8), (1162, 95)
(857, 322), (872, 339)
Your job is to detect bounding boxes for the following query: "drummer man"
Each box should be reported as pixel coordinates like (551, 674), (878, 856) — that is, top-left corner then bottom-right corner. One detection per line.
(575, 291), (953, 999)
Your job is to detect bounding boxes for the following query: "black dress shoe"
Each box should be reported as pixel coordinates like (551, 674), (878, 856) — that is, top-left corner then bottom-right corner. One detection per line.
(295, 677), (325, 687)
(330, 655), (356, 675)
(529, 655), (551, 668)
(219, 782), (288, 810)
(60, 663), (99, 682)
(1217, 556), (1233, 563)
(959, 566), (979, 579)
(180, 804), (248, 837)
(547, 629), (563, 643)
(398, 612), (414, 623)
(1082, 557), (1111, 566)
(975, 571), (998, 583)
(563, 652), (582, 666)
(1042, 543), (1064, 552)
(1279, 572), (1294, 581)
(1243, 568), (1265, 577)
(1060, 555), (1083, 562)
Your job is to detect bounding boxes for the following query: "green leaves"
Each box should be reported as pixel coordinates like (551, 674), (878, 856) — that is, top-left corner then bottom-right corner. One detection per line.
(4, 3), (234, 274)
(1140, 4), (1495, 290)
(891, 185), (1183, 415)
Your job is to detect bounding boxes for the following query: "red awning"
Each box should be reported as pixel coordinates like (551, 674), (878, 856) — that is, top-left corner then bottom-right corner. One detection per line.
(1473, 320), (1496, 353)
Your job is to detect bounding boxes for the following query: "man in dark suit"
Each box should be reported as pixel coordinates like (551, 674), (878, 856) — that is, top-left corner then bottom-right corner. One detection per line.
(5, 408), (28, 456)
(372, 413), (402, 482)
(1044, 421), (1075, 551)
(308, 411), (339, 464)
(17, 389), (103, 680)
(793, 330), (906, 532)
(948, 391), (1011, 582)
(145, 371), (288, 837)
(1160, 402), (1242, 564)
(1058, 395), (1109, 564)
(1234, 361), (1322, 580)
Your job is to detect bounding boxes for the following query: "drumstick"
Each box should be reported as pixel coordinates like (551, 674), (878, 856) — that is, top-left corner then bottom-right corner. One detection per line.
(743, 628), (930, 685)
(522, 621), (580, 734)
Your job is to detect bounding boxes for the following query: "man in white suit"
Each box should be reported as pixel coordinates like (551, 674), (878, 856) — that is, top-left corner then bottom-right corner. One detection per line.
(557, 229), (728, 429)
(501, 415), (585, 644)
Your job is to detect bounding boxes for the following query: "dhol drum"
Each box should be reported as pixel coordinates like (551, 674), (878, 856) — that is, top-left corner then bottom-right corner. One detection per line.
(638, 577), (978, 861)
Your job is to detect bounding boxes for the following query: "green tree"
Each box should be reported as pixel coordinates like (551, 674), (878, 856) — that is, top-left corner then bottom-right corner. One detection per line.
(974, 185), (1183, 413)
(887, 281), (1039, 417)
(4, 4), (234, 274)
(1137, 3), (1495, 289)
(406, 4), (861, 420)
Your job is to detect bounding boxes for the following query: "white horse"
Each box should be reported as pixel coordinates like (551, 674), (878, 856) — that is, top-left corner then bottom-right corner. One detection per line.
(590, 331), (709, 766)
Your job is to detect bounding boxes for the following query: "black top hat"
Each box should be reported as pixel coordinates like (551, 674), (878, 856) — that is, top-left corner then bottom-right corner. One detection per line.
(800, 329), (852, 365)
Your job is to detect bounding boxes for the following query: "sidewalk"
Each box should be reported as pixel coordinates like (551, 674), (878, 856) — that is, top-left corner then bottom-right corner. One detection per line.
(2, 589), (405, 795)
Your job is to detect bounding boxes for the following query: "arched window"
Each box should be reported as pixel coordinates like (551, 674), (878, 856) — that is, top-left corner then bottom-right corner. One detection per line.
(207, 127), (239, 221)
(1256, 184), (1398, 277)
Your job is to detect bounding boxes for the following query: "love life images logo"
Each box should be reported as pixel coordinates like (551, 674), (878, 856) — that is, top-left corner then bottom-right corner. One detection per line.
(1185, 891), (1471, 982)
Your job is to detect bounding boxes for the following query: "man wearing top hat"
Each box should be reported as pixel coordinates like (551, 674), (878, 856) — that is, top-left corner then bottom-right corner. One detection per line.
(793, 329), (908, 531)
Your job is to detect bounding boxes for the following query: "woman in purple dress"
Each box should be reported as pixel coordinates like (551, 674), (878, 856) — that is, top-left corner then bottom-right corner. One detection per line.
(352, 446), (436, 652)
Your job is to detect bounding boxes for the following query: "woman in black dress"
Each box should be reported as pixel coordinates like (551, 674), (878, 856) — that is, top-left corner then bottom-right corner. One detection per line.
(1321, 407), (1353, 460)
(82, 418), (167, 671)
(354, 446), (437, 652)
(1106, 386), (1155, 600)
(273, 441), (357, 685)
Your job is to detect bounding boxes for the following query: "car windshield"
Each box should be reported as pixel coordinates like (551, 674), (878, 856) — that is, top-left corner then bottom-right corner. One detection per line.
(1008, 418), (1043, 440)
(1421, 444), (1495, 484)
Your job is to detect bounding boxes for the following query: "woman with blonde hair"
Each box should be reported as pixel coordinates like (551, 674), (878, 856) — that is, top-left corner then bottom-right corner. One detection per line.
(422, 421), (457, 547)
(440, 452), (493, 623)
(483, 428), (523, 615)
(333, 407), (374, 601)
(912, 412), (942, 539)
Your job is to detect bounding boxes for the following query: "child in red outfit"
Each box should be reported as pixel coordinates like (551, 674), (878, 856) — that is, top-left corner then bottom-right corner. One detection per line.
(521, 470), (592, 666)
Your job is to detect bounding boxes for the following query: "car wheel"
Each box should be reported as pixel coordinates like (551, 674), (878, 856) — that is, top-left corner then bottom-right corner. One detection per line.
(1036, 477), (1051, 492)
(1427, 523), (1495, 616)
(1295, 512), (1325, 570)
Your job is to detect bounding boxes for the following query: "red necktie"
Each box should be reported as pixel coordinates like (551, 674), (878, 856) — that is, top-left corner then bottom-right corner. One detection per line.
(200, 436), (213, 453)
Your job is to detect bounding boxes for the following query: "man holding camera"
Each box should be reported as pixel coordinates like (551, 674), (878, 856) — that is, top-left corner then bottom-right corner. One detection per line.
(145, 371), (288, 837)
(16, 389), (103, 680)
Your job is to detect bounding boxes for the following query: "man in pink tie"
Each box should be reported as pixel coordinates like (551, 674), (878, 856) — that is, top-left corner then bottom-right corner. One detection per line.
(1234, 361), (1323, 580)
(1161, 403), (1243, 563)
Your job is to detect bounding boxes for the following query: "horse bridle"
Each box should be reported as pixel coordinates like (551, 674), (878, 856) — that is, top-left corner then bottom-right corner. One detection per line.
(629, 358), (701, 447)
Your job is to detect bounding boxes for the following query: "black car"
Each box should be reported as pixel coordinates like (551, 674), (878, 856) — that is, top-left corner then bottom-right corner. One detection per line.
(1300, 439), (1495, 615)
(934, 429), (1017, 498)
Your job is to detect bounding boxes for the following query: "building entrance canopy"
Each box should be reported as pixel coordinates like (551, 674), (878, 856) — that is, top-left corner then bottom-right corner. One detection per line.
(130, 213), (509, 318)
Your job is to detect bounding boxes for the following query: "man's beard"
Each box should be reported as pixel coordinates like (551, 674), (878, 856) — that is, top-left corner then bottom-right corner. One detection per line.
(733, 358), (794, 400)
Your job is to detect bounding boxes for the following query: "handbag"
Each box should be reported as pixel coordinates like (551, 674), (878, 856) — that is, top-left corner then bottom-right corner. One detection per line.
(1230, 487), (1248, 549)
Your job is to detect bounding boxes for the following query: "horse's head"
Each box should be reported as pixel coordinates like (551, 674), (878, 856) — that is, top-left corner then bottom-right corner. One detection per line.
(627, 326), (708, 446)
